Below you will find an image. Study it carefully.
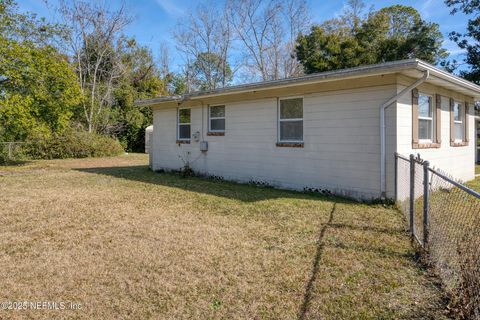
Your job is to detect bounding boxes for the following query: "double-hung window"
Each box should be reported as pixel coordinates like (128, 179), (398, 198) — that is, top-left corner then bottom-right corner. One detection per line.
(209, 105), (225, 133)
(278, 97), (303, 143)
(177, 108), (191, 141)
(418, 94), (434, 142)
(453, 101), (464, 141)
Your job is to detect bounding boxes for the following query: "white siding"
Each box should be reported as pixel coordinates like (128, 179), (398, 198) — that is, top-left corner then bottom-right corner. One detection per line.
(152, 79), (475, 200)
(152, 85), (397, 200)
(394, 83), (475, 187)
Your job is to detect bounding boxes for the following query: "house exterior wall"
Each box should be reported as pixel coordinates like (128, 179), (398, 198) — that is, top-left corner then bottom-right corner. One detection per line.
(151, 74), (475, 201)
(152, 79), (397, 200)
(395, 79), (476, 189)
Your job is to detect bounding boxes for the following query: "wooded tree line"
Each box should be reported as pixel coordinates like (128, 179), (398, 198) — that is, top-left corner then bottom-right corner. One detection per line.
(0, 0), (479, 154)
(0, 0), (167, 152)
(176, 0), (480, 86)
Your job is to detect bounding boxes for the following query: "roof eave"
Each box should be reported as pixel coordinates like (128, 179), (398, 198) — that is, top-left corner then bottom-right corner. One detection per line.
(415, 61), (480, 99)
(135, 59), (480, 106)
(135, 59), (421, 106)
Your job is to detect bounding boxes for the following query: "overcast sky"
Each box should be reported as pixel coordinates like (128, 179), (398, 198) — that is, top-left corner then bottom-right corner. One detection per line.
(18, 0), (470, 74)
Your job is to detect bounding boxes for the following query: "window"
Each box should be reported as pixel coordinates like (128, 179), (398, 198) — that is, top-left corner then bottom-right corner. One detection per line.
(453, 101), (464, 141)
(450, 99), (469, 146)
(177, 108), (191, 141)
(412, 90), (441, 149)
(209, 105), (225, 132)
(418, 94), (434, 141)
(278, 97), (303, 142)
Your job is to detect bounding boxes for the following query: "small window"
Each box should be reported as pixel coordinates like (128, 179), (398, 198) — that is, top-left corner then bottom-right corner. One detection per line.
(178, 108), (191, 140)
(453, 101), (464, 141)
(209, 105), (225, 132)
(279, 97), (303, 142)
(418, 94), (434, 141)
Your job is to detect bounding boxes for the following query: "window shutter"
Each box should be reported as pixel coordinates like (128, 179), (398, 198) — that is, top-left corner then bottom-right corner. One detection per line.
(412, 89), (419, 146)
(435, 94), (441, 144)
(450, 98), (455, 145)
(465, 102), (469, 144)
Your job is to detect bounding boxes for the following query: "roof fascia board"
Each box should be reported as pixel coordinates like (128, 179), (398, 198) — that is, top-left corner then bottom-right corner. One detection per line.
(416, 61), (480, 98)
(136, 60), (419, 107)
(136, 59), (480, 106)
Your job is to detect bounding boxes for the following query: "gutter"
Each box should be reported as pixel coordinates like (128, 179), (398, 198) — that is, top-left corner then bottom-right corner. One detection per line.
(135, 59), (422, 107)
(136, 59), (480, 107)
(380, 70), (430, 198)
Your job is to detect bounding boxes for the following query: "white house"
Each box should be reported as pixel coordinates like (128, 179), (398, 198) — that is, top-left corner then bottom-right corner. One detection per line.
(137, 59), (480, 200)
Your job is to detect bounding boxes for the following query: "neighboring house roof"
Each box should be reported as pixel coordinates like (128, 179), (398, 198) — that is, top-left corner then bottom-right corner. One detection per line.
(136, 59), (480, 107)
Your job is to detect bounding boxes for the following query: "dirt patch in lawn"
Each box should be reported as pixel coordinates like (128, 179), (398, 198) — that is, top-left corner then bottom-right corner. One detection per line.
(0, 154), (448, 319)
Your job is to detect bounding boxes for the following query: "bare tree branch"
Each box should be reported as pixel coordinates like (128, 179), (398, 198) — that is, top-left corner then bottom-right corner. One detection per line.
(58, 0), (132, 133)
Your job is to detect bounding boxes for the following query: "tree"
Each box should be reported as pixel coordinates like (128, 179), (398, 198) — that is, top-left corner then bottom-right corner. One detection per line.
(110, 39), (165, 152)
(58, 0), (132, 133)
(296, 4), (447, 74)
(226, 0), (310, 81)
(341, 0), (367, 31)
(174, 2), (233, 91)
(295, 26), (367, 73)
(445, 0), (480, 83)
(0, 0), (66, 47)
(0, 40), (80, 142)
(191, 52), (233, 90)
(0, 1), (80, 142)
(359, 5), (446, 64)
(166, 74), (187, 95)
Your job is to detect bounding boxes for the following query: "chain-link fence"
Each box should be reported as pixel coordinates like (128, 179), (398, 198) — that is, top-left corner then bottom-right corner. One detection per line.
(395, 153), (480, 319)
(0, 142), (27, 164)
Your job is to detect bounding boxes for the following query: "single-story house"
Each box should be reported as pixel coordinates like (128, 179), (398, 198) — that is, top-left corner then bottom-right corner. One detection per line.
(136, 59), (480, 200)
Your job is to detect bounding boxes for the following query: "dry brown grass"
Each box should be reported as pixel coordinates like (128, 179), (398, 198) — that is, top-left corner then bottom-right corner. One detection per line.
(0, 154), (448, 319)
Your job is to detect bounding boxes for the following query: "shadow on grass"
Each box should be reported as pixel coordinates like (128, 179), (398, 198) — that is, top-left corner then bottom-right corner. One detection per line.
(0, 159), (31, 167)
(74, 165), (356, 203)
(298, 203), (336, 320)
(75, 164), (445, 318)
(297, 205), (446, 320)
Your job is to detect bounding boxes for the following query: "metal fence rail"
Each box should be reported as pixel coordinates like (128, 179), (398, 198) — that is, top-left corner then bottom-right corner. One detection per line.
(395, 152), (480, 318)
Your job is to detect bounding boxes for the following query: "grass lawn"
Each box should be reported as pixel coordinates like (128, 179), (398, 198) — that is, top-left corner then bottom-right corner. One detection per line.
(0, 154), (448, 319)
(476, 164), (480, 175)
(468, 177), (480, 192)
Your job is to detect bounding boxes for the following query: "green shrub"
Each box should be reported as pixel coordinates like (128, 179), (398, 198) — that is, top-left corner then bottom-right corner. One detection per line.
(0, 142), (29, 165)
(24, 129), (124, 160)
(0, 145), (9, 165)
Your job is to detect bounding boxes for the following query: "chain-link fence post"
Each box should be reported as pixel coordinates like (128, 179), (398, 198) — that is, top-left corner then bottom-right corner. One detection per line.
(409, 154), (415, 236)
(423, 161), (430, 246)
(8, 142), (13, 160)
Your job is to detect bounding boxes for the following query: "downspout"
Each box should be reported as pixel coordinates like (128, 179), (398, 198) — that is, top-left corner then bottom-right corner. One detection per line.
(380, 70), (429, 198)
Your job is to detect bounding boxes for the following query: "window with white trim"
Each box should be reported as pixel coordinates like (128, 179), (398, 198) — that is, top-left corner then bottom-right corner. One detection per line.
(418, 94), (434, 142)
(209, 105), (225, 132)
(278, 97), (303, 142)
(453, 101), (464, 141)
(177, 108), (191, 140)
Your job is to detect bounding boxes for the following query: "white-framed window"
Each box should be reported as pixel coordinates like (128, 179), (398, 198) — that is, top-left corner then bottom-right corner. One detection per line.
(418, 93), (434, 142)
(177, 108), (191, 141)
(453, 101), (465, 141)
(278, 97), (303, 142)
(209, 105), (225, 132)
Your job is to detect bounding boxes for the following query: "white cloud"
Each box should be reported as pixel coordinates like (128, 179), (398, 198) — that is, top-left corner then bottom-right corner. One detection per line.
(155, 0), (184, 16)
(443, 39), (466, 56)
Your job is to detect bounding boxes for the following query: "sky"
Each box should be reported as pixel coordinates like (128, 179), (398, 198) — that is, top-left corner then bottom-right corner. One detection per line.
(17, 0), (470, 73)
